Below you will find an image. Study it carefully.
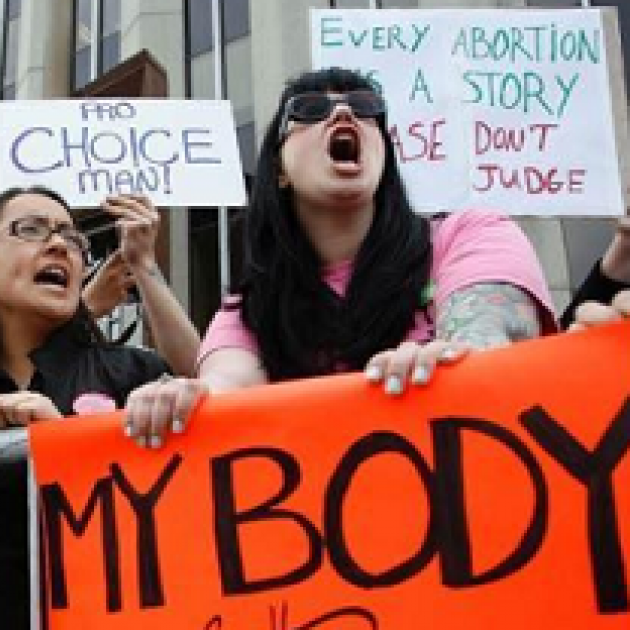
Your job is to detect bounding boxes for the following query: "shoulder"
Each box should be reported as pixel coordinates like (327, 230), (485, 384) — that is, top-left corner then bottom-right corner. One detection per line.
(431, 209), (521, 252)
(197, 296), (259, 365)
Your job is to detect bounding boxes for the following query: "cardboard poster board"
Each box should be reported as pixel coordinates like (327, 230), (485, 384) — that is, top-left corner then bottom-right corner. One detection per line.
(0, 99), (247, 208)
(311, 9), (628, 216)
(29, 322), (630, 629)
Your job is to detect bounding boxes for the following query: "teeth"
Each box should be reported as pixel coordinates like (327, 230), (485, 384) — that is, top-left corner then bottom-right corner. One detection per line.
(35, 265), (69, 286)
(45, 266), (67, 280)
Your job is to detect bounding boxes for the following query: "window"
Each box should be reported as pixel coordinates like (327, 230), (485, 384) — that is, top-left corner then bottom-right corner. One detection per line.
(72, 0), (121, 91)
(186, 0), (250, 57)
(527, 1), (582, 6)
(184, 0), (254, 330)
(380, 1), (419, 7)
(101, 0), (121, 75)
(1, 0), (21, 100)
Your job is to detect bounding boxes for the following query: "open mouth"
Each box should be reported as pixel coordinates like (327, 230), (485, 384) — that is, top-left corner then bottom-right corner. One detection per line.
(328, 127), (360, 165)
(34, 265), (69, 289)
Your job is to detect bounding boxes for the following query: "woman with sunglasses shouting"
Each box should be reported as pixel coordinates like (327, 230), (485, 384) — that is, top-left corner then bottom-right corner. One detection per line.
(123, 67), (556, 447)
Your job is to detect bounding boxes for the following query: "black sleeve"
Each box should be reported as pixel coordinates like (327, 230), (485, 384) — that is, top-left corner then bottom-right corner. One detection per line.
(97, 346), (172, 408)
(127, 348), (173, 384)
(560, 260), (630, 330)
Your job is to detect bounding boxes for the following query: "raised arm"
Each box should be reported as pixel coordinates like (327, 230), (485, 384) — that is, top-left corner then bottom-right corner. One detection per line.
(100, 194), (201, 376)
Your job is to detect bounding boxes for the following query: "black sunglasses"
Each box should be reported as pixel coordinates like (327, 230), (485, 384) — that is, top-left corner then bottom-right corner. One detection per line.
(278, 90), (386, 143)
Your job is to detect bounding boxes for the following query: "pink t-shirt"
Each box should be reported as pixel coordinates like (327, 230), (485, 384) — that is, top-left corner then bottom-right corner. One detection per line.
(197, 211), (556, 366)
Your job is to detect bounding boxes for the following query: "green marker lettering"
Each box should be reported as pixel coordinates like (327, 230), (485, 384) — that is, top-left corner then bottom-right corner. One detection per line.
(349, 27), (369, 48)
(372, 26), (386, 50)
(410, 68), (433, 103)
(523, 72), (553, 116)
(499, 73), (523, 110)
(511, 27), (533, 62)
(451, 28), (469, 58)
(411, 24), (431, 53)
(556, 73), (579, 117)
(388, 25), (407, 51)
(462, 71), (483, 104)
(578, 29), (600, 63)
(321, 17), (343, 48)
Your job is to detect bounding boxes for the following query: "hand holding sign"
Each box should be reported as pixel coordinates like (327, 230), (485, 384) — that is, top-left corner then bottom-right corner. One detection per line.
(0, 391), (61, 427)
(123, 376), (209, 449)
(603, 216), (630, 283)
(0, 100), (247, 207)
(83, 251), (136, 320)
(28, 322), (630, 630)
(312, 8), (627, 216)
(573, 290), (630, 331)
(101, 194), (160, 273)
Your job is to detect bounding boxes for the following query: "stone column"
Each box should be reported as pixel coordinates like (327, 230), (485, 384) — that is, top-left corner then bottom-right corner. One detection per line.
(15, 0), (73, 98)
(120, 0), (190, 310)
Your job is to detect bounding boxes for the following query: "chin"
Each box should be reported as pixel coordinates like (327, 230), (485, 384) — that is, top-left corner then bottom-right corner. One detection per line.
(35, 299), (80, 324)
(329, 185), (375, 209)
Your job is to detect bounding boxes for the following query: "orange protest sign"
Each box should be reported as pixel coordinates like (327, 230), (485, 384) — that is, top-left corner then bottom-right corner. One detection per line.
(29, 323), (630, 630)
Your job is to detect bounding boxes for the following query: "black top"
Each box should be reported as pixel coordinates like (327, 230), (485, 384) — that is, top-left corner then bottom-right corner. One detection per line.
(561, 260), (630, 330)
(0, 319), (170, 629)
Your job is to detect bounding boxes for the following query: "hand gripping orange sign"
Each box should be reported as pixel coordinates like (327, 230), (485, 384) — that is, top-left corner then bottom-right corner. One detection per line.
(29, 323), (630, 630)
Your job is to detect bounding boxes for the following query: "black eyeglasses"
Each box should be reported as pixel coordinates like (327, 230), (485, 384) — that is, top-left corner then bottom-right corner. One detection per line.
(4, 216), (90, 261)
(278, 90), (387, 143)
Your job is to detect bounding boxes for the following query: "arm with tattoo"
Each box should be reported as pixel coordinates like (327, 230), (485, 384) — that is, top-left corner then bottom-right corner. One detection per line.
(436, 282), (541, 350)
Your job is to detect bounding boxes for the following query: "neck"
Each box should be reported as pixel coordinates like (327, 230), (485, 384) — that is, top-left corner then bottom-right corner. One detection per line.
(294, 199), (375, 265)
(0, 314), (54, 388)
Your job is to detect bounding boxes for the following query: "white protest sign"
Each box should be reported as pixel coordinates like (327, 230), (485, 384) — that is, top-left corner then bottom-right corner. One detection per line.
(0, 99), (247, 208)
(312, 9), (626, 216)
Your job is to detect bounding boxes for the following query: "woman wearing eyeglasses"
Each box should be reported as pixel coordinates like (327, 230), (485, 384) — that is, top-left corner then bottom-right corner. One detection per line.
(0, 186), (173, 427)
(122, 67), (556, 447)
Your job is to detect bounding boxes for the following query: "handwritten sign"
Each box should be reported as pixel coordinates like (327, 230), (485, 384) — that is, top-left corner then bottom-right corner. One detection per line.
(311, 9), (627, 216)
(29, 322), (630, 629)
(0, 99), (247, 208)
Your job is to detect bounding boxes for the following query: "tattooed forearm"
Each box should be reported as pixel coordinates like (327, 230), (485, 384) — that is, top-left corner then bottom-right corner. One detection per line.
(436, 282), (541, 350)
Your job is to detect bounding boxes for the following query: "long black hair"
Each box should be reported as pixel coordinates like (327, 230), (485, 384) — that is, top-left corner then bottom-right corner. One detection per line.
(236, 68), (432, 380)
(0, 186), (105, 349)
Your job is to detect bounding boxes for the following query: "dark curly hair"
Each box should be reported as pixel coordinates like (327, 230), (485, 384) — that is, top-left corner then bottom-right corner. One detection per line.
(234, 67), (432, 380)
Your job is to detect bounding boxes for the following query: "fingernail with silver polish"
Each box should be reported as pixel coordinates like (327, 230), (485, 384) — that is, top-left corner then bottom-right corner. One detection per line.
(135, 436), (147, 448)
(124, 423), (135, 438)
(365, 365), (383, 382)
(412, 364), (430, 385)
(171, 418), (184, 434)
(149, 435), (162, 449)
(385, 375), (403, 395)
(440, 348), (459, 361)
